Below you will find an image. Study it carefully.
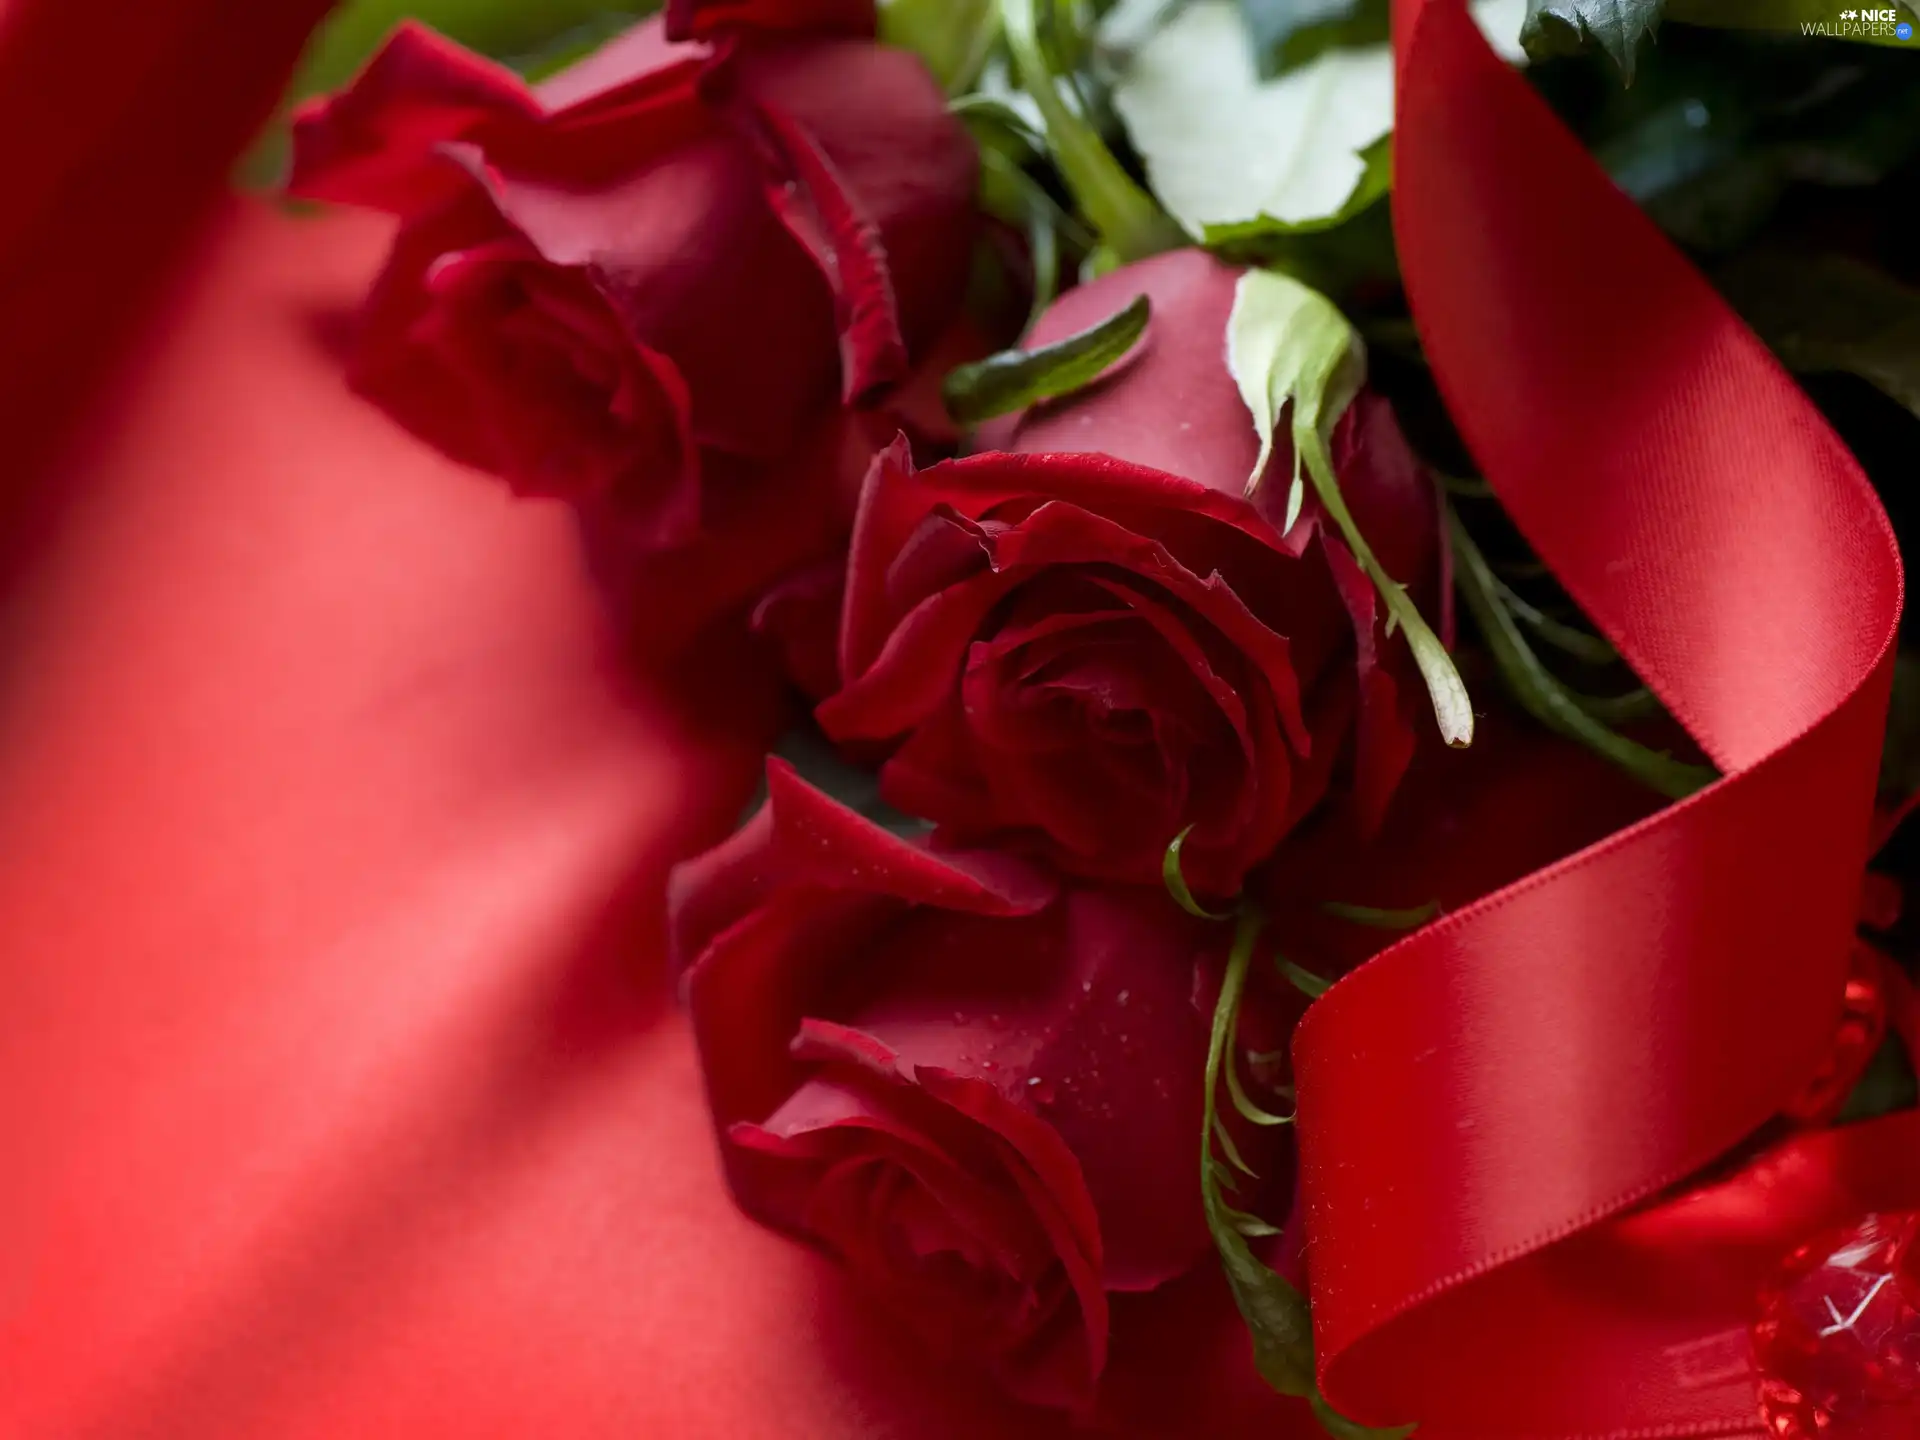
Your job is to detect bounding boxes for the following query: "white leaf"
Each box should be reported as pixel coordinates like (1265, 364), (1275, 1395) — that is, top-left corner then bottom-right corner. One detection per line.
(1113, 0), (1531, 236)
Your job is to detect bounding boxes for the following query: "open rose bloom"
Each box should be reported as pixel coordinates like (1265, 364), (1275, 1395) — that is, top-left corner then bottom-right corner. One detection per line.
(10, 1), (1920, 1438)
(821, 251), (1437, 896)
(286, 0), (976, 616)
(671, 759), (1302, 1413)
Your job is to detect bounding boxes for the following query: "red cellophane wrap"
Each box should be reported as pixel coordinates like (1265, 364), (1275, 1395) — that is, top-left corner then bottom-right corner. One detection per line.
(1291, 1), (1920, 1435)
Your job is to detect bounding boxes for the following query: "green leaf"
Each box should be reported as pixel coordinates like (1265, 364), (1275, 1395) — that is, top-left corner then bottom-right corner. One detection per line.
(1521, 0), (1664, 82)
(1320, 900), (1441, 929)
(1448, 508), (1716, 800)
(999, 0), (1185, 262)
(959, 96), (1091, 332)
(1837, 1032), (1920, 1125)
(1113, 0), (1529, 242)
(942, 294), (1150, 425)
(1493, 577), (1621, 666)
(1213, 1113), (1261, 1179)
(1163, 825), (1239, 921)
(881, 0), (999, 93)
(1232, 1210), (1286, 1239)
(1114, 2), (1392, 239)
(1199, 134), (1392, 255)
(1312, 1390), (1419, 1440)
(1238, 0), (1389, 74)
(1225, 1052), (1296, 1126)
(1227, 270), (1475, 750)
(1586, 45), (1920, 254)
(977, 151), (1066, 328)
(1717, 253), (1920, 422)
(1574, 687), (1662, 725)
(1200, 911), (1411, 1437)
(1524, 0), (1920, 85)
(1202, 909), (1318, 1398)
(952, 94), (1048, 163)
(1280, 959), (1333, 999)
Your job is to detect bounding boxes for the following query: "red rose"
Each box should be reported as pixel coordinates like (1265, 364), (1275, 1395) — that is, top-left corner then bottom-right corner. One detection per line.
(816, 249), (1439, 897)
(670, 761), (1282, 1412)
(666, 0), (877, 42)
(286, 16), (976, 563)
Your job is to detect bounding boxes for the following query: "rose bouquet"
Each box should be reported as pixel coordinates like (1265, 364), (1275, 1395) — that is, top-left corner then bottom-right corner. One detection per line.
(276, 0), (1920, 1432)
(7, 0), (1920, 1437)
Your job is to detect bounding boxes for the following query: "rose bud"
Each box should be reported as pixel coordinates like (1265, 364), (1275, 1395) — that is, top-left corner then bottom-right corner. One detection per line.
(669, 761), (1291, 1413)
(815, 248), (1439, 898)
(285, 14), (976, 574)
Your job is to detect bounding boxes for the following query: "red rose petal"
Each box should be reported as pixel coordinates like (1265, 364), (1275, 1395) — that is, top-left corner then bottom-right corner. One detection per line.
(877, 708), (1004, 832)
(820, 566), (1021, 737)
(752, 560), (848, 700)
(725, 40), (977, 378)
(534, 18), (709, 112)
(730, 92), (909, 398)
(475, 129), (842, 461)
(288, 22), (546, 213)
(666, 0), (878, 43)
(739, 1074), (1049, 1282)
(844, 893), (1223, 1292)
(771, 1019), (1109, 1410)
(977, 250), (1292, 511)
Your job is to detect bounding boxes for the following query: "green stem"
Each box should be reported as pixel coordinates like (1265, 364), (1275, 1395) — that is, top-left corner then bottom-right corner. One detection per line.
(1164, 824), (1236, 920)
(1299, 426), (1474, 749)
(1320, 900), (1441, 930)
(1200, 907), (1417, 1437)
(880, 0), (999, 94)
(1225, 1046), (1295, 1127)
(1202, 908), (1270, 1207)
(1493, 575), (1619, 666)
(1576, 686), (1661, 725)
(999, 0), (1182, 263)
(1449, 508), (1716, 800)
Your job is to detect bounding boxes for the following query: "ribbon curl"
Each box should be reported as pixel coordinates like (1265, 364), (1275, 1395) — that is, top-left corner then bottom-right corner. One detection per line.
(1293, 1), (1918, 1434)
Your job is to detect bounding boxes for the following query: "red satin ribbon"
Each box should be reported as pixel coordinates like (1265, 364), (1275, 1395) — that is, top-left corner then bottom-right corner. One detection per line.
(1292, 2), (1916, 1435)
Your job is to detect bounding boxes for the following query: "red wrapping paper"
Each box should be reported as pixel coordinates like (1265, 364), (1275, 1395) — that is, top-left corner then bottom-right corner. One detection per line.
(0, 0), (336, 540)
(0, 195), (1078, 1440)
